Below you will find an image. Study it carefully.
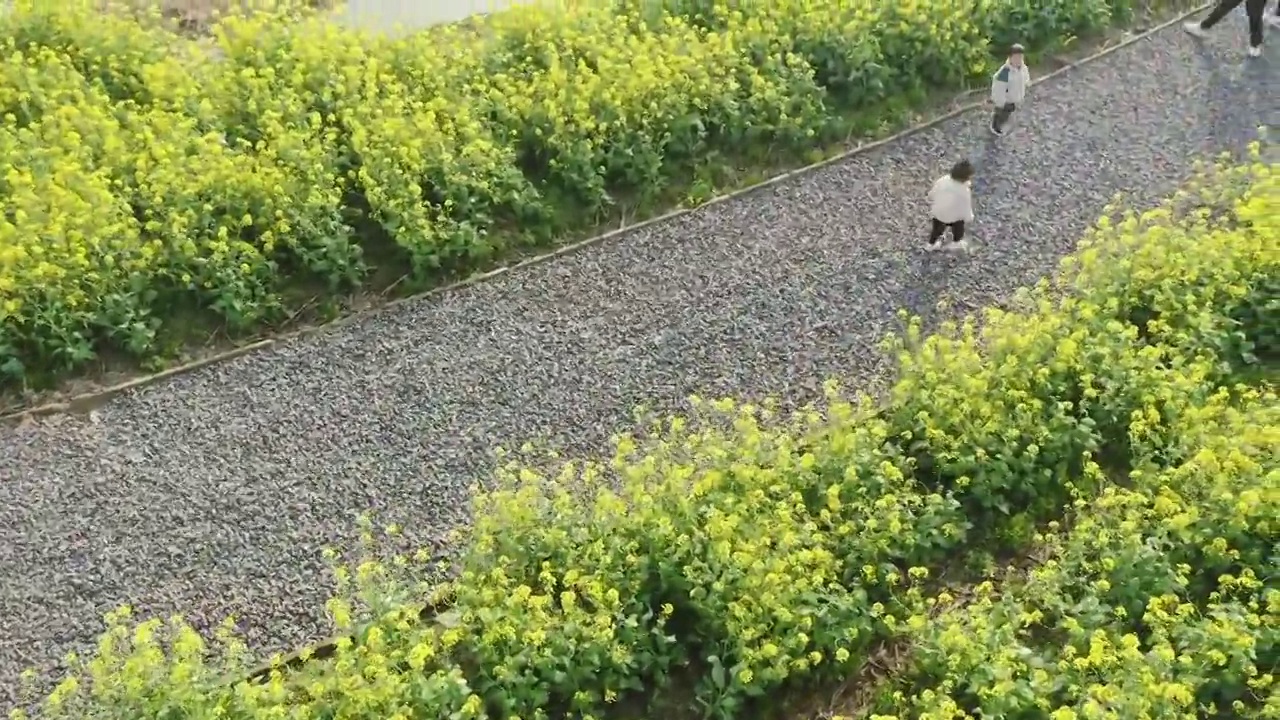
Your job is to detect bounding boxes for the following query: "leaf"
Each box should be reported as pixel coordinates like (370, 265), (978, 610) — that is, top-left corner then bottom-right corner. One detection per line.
(0, 355), (24, 380)
(709, 655), (726, 689)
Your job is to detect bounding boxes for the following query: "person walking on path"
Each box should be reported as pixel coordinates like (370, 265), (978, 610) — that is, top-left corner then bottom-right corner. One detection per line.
(990, 44), (1031, 136)
(1183, 0), (1272, 57)
(926, 159), (976, 251)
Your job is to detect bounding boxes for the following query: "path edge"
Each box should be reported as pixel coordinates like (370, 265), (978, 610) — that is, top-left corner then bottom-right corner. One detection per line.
(0, 3), (1209, 426)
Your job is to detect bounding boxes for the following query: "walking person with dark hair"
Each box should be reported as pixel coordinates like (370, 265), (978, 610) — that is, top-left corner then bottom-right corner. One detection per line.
(926, 159), (976, 252)
(990, 43), (1031, 136)
(1183, 0), (1271, 57)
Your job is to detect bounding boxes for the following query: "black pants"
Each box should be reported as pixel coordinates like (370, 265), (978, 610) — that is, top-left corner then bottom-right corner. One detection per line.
(991, 102), (1016, 131)
(928, 218), (966, 245)
(1202, 0), (1267, 47)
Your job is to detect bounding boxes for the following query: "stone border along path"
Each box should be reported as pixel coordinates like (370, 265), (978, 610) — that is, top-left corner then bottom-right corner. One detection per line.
(0, 16), (1275, 711)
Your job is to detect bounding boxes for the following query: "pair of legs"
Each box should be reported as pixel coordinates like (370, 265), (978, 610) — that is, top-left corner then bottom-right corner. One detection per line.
(1190, 0), (1275, 52)
(927, 218), (966, 247)
(991, 102), (1016, 135)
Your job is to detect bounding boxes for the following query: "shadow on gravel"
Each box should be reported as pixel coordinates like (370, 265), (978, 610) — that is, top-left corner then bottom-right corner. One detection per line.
(897, 223), (1003, 330)
(971, 131), (1011, 207)
(1190, 38), (1276, 156)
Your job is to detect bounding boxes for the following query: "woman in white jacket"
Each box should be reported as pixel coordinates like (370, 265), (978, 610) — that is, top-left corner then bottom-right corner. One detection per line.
(927, 159), (976, 251)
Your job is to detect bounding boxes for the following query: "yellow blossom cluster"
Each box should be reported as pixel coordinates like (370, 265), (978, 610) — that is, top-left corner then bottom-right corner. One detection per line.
(16, 148), (1275, 719)
(1, 0), (1166, 387)
(869, 384), (1278, 719)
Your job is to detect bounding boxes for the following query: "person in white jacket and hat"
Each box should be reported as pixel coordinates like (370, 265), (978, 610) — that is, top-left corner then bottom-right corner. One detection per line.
(927, 159), (976, 251)
(990, 43), (1031, 136)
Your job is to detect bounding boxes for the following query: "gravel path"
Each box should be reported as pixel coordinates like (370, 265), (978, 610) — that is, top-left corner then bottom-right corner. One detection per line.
(337, 0), (534, 33)
(1, 18), (1276, 710)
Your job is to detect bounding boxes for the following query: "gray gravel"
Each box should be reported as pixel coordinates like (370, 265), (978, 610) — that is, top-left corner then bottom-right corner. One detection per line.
(0, 18), (1276, 711)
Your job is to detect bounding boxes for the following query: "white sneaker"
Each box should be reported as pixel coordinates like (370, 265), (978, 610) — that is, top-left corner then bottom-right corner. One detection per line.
(1248, 44), (1263, 57)
(945, 239), (970, 252)
(1182, 20), (1209, 38)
